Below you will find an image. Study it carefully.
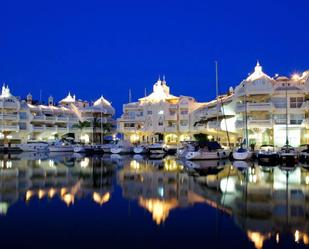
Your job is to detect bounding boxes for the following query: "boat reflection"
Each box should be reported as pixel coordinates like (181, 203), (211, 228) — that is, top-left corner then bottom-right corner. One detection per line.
(1, 154), (309, 248)
(0, 153), (115, 214)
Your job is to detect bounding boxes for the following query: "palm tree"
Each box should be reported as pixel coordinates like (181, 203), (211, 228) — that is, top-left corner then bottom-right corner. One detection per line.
(72, 120), (91, 142)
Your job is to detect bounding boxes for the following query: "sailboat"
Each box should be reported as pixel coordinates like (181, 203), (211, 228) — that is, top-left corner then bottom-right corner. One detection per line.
(233, 83), (253, 161)
(278, 82), (298, 165)
(183, 62), (231, 160)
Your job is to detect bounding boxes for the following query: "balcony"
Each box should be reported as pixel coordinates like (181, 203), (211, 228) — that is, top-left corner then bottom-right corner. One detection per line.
(166, 114), (177, 120)
(236, 102), (273, 113)
(179, 125), (189, 132)
(31, 125), (45, 132)
(179, 114), (189, 120)
(207, 107), (221, 118)
(0, 114), (19, 121)
(236, 119), (273, 129)
(56, 116), (69, 122)
(165, 126), (177, 132)
(207, 121), (220, 130)
(33, 115), (46, 121)
(0, 125), (19, 132)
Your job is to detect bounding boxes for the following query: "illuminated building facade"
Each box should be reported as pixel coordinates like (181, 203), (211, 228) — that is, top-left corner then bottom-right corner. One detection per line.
(117, 77), (206, 145)
(0, 85), (115, 144)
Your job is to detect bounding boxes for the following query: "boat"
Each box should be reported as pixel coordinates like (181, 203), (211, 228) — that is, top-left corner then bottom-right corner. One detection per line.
(49, 140), (75, 152)
(73, 144), (94, 153)
(176, 141), (195, 158)
(101, 140), (118, 153)
(148, 142), (167, 154)
(257, 145), (279, 165)
(18, 141), (49, 152)
(232, 82), (252, 161)
(298, 144), (309, 164)
(278, 82), (298, 166)
(110, 140), (133, 154)
(133, 144), (148, 154)
(279, 145), (298, 165)
(185, 141), (230, 160)
(232, 146), (253, 161)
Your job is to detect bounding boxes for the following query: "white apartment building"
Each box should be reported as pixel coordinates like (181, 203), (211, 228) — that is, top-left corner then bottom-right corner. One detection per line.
(0, 85), (115, 145)
(118, 63), (309, 148)
(117, 77), (205, 145)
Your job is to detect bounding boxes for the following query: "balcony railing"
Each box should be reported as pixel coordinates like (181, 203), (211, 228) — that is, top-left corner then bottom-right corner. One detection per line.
(0, 114), (19, 121)
(236, 102), (273, 112)
(0, 125), (19, 132)
(236, 119), (273, 128)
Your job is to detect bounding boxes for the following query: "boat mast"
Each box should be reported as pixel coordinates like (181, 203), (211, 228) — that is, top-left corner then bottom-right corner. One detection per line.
(285, 83), (289, 147)
(215, 61), (219, 141)
(244, 83), (249, 148)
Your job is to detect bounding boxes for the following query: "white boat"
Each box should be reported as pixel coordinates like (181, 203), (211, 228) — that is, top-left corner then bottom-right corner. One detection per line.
(49, 141), (74, 152)
(148, 142), (167, 154)
(18, 141), (49, 152)
(298, 144), (309, 164)
(176, 141), (195, 158)
(101, 140), (118, 153)
(278, 145), (298, 164)
(73, 145), (93, 153)
(185, 142), (230, 160)
(257, 145), (279, 164)
(110, 140), (133, 154)
(133, 144), (148, 154)
(232, 147), (253, 161)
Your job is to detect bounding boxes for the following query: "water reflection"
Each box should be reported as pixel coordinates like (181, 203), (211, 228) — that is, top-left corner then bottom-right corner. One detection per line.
(1, 153), (309, 248)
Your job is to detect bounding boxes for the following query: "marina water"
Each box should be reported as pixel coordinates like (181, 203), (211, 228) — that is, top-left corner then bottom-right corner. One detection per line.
(0, 153), (308, 249)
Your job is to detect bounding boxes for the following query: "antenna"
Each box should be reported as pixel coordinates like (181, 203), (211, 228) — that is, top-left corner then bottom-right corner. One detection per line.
(39, 90), (42, 104)
(129, 88), (132, 103)
(215, 61), (219, 140)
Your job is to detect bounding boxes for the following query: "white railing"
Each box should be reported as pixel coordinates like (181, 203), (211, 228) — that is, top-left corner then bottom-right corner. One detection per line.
(0, 125), (19, 132)
(236, 102), (273, 112)
(165, 126), (177, 132)
(0, 114), (19, 120)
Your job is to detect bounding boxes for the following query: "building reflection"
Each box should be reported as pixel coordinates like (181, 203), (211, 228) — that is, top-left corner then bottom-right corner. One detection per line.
(192, 161), (309, 248)
(117, 156), (208, 225)
(0, 153), (115, 213)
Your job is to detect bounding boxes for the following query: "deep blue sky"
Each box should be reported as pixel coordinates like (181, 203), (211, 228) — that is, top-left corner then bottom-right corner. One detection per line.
(1, 0), (308, 116)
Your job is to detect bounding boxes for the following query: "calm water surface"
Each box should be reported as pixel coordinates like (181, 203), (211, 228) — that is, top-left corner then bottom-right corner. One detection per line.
(0, 153), (309, 249)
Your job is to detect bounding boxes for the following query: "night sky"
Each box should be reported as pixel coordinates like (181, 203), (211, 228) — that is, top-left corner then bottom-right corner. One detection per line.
(1, 0), (308, 116)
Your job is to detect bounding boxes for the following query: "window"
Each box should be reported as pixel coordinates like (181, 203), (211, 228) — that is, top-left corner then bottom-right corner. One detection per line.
(169, 110), (176, 115)
(180, 109), (188, 115)
(272, 97), (287, 108)
(180, 120), (188, 126)
(158, 110), (164, 115)
(290, 114), (304, 125)
(290, 97), (304, 108)
(147, 110), (152, 115)
(274, 114), (286, 124)
(124, 123), (135, 128)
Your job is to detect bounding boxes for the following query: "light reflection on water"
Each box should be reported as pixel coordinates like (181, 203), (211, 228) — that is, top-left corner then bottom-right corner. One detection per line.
(0, 153), (309, 248)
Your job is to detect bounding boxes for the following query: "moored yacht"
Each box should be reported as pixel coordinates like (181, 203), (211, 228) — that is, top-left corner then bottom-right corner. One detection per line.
(110, 140), (133, 154)
(232, 146), (253, 161)
(73, 144), (94, 153)
(257, 145), (279, 165)
(49, 140), (75, 152)
(148, 142), (167, 154)
(185, 141), (230, 160)
(18, 141), (49, 152)
(101, 140), (118, 153)
(298, 144), (309, 164)
(279, 144), (298, 165)
(133, 144), (148, 154)
(176, 141), (195, 159)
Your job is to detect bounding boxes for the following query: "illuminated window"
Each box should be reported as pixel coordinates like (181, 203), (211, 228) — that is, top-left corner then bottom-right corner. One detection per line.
(158, 110), (164, 115)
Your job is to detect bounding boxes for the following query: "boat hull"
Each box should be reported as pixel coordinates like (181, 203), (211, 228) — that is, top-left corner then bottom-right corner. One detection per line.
(186, 150), (230, 160)
(233, 151), (253, 161)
